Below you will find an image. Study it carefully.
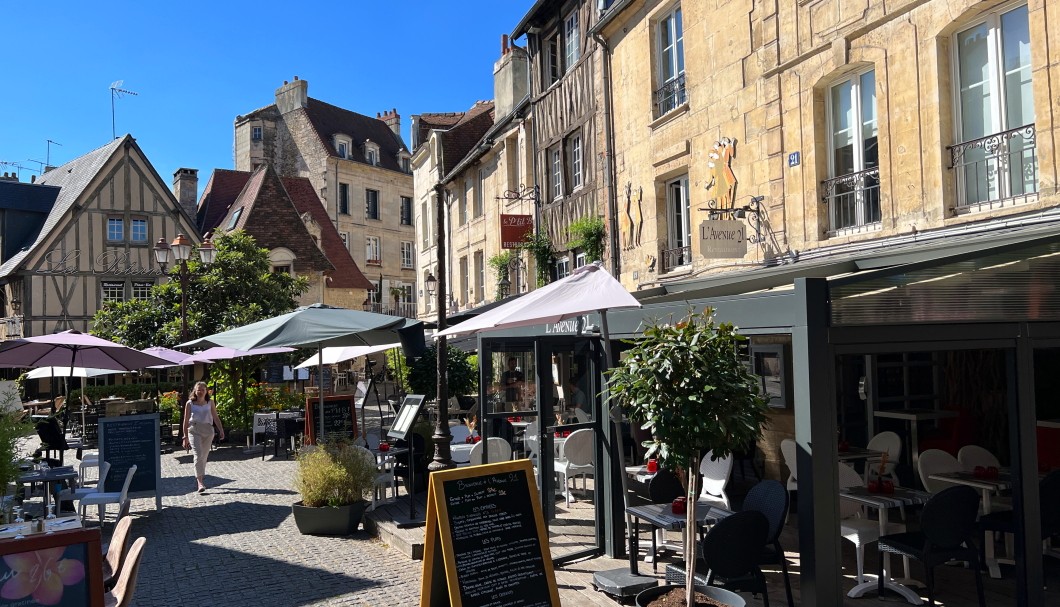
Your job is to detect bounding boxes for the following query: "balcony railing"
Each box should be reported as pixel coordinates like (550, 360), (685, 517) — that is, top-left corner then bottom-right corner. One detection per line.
(661, 245), (692, 274)
(821, 167), (881, 235)
(362, 301), (418, 319)
(654, 74), (687, 117)
(949, 124), (1038, 211)
(0, 316), (23, 340)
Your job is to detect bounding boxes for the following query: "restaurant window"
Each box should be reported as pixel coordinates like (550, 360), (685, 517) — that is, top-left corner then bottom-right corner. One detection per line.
(824, 69), (880, 234)
(107, 217), (123, 241)
(101, 281), (125, 304)
(655, 5), (686, 116)
(366, 189), (379, 220)
(952, 3), (1036, 208)
(400, 196), (413, 225)
(130, 218), (148, 243)
(339, 183), (350, 215)
(549, 145), (563, 200)
(365, 236), (381, 265)
(401, 241), (414, 269)
(131, 281), (153, 301)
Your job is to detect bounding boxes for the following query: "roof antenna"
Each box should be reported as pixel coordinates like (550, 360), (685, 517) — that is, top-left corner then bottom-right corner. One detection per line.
(110, 80), (139, 140)
(46, 139), (62, 167)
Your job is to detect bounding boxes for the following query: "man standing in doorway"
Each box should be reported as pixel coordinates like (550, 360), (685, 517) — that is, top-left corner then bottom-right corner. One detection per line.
(501, 357), (524, 406)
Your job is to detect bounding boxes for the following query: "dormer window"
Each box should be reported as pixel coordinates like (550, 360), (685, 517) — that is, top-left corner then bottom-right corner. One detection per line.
(364, 140), (380, 166)
(398, 152), (411, 173)
(334, 135), (352, 159)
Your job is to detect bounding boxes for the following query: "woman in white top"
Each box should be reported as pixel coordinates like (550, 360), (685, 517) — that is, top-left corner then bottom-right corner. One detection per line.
(182, 381), (225, 493)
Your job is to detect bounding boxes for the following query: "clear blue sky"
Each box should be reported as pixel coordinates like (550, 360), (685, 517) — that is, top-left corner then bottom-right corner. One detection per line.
(0, 0), (533, 185)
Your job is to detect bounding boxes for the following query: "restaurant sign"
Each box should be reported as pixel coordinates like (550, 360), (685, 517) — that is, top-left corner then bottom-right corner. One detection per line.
(699, 220), (748, 259)
(36, 248), (162, 276)
(500, 214), (533, 249)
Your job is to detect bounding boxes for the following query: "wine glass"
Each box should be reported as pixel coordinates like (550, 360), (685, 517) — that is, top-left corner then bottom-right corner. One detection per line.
(13, 507), (24, 539)
(46, 503), (56, 520)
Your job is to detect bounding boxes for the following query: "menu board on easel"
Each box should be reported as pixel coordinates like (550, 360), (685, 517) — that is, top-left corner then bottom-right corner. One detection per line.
(419, 459), (559, 607)
(98, 413), (162, 511)
(304, 394), (357, 444)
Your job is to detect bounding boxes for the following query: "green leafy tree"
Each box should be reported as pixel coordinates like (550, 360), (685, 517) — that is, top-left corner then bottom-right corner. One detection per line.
(91, 230), (309, 348)
(567, 215), (606, 263)
(606, 309), (768, 604)
(406, 343), (477, 402)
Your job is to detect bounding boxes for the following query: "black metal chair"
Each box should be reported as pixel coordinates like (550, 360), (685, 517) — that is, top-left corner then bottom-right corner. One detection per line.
(35, 416), (69, 465)
(978, 469), (1060, 580)
(699, 509), (771, 606)
(742, 479), (794, 607)
(877, 484), (985, 607)
(260, 414), (299, 460)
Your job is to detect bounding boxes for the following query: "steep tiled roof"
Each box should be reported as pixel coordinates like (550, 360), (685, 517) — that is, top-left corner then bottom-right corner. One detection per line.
(0, 181), (58, 263)
(301, 98), (409, 172)
(281, 177), (373, 290)
(440, 101), (496, 175)
(196, 169), (252, 234)
(0, 137), (126, 278)
(413, 112), (466, 152)
(215, 166), (333, 275)
(200, 168), (371, 290)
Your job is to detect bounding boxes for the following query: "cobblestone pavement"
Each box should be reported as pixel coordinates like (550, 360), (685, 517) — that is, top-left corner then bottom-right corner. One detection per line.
(124, 444), (421, 607)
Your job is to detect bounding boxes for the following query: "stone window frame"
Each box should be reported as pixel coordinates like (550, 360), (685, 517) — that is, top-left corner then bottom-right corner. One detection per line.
(473, 168), (486, 219)
(823, 67), (881, 236)
(473, 250), (485, 304)
(365, 236), (382, 265)
(340, 232), (350, 250)
(365, 189), (380, 220)
(401, 241), (414, 269)
(400, 196), (413, 225)
(336, 138), (350, 159)
(339, 183), (351, 215)
(460, 178), (471, 226)
(654, 3), (686, 118)
(251, 126), (263, 142)
(364, 140), (381, 166)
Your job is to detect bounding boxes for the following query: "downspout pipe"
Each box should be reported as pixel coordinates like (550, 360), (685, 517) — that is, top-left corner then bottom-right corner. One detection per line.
(592, 30), (621, 277)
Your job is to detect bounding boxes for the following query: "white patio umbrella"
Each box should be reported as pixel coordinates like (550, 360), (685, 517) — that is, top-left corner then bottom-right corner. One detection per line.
(293, 342), (400, 369)
(24, 367), (128, 380)
(435, 262), (643, 565)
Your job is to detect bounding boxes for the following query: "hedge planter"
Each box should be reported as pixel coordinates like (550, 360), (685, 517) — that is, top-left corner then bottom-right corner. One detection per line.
(292, 500), (368, 535)
(635, 584), (745, 607)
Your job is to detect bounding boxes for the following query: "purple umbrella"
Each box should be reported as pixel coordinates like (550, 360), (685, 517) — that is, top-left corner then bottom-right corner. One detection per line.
(0, 331), (172, 371)
(140, 346), (194, 369)
(182, 346), (294, 364)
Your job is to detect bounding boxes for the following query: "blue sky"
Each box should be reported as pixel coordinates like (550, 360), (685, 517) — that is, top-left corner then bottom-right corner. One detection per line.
(0, 0), (533, 185)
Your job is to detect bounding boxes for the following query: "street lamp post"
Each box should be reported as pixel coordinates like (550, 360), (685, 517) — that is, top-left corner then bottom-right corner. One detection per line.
(428, 183), (454, 472)
(153, 234), (216, 342)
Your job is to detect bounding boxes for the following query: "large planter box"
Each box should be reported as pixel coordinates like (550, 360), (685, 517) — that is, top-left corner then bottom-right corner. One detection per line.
(635, 584), (745, 607)
(292, 500), (368, 535)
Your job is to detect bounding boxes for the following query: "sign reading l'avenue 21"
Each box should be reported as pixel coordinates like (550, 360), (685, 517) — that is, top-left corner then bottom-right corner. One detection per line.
(500, 215), (533, 249)
(699, 219), (748, 258)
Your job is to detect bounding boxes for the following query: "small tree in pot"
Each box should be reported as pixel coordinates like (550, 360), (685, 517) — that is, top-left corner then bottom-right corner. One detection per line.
(607, 309), (768, 606)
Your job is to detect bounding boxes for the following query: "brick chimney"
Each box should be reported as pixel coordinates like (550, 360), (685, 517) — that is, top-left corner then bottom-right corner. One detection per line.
(276, 76), (309, 114)
(0, 172), (18, 182)
(172, 168), (198, 220)
(381, 108), (400, 138)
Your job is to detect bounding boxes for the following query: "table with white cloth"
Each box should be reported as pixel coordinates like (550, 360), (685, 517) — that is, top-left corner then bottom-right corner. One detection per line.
(840, 485), (931, 604)
(252, 411), (304, 446)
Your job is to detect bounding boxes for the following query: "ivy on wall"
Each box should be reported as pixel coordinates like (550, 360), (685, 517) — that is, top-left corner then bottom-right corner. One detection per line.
(567, 216), (606, 263)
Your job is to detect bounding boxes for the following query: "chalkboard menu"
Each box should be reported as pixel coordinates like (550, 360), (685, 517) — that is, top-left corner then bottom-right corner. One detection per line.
(98, 413), (162, 510)
(420, 460), (559, 607)
(304, 395), (357, 445)
(0, 528), (104, 606)
(265, 362), (284, 383)
(311, 367), (333, 391)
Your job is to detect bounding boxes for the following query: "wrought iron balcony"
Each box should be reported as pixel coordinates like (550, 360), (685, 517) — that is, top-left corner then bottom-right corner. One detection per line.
(949, 124), (1038, 211)
(361, 301), (418, 319)
(661, 245), (691, 273)
(654, 74), (687, 117)
(821, 167), (881, 235)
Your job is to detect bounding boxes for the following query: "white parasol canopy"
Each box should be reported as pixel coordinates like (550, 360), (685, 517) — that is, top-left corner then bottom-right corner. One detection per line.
(24, 366), (128, 379)
(435, 262), (641, 338)
(294, 342), (400, 369)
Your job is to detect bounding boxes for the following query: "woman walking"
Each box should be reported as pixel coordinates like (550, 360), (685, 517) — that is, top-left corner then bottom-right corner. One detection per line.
(182, 381), (224, 493)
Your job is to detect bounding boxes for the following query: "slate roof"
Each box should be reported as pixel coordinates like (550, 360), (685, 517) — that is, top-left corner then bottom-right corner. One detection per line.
(198, 168), (372, 290)
(439, 101), (496, 175)
(301, 98), (409, 171)
(0, 180), (60, 212)
(0, 137), (126, 279)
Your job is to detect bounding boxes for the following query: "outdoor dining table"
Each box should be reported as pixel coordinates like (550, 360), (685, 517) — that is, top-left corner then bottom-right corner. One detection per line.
(928, 469), (1012, 578)
(837, 446), (886, 462)
(22, 399), (53, 415)
(873, 408), (957, 471)
(0, 514), (82, 540)
(840, 485), (931, 604)
(18, 466), (79, 516)
(252, 411), (304, 446)
(625, 502), (733, 576)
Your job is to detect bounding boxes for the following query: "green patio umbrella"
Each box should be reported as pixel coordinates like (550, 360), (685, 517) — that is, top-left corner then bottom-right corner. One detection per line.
(180, 304), (424, 443)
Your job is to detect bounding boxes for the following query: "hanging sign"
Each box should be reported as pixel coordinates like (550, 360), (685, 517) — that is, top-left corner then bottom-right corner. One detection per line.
(699, 219), (748, 258)
(500, 215), (534, 249)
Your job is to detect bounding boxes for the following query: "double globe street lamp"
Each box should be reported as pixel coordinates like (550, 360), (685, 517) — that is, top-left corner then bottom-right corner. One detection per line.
(152, 234), (216, 342)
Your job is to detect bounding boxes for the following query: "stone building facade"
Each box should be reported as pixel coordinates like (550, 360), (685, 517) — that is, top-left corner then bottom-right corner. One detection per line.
(234, 79), (417, 316)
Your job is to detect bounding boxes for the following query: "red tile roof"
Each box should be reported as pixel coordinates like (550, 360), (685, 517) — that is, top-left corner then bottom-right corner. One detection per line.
(196, 169), (251, 234)
(440, 101), (496, 175)
(281, 177), (373, 290)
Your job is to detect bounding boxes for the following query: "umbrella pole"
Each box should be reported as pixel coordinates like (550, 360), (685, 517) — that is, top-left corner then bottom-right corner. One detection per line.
(318, 344), (325, 444)
(359, 357), (368, 441)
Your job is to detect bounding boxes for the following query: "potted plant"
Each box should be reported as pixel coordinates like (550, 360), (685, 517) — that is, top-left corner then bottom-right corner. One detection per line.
(607, 309), (769, 607)
(292, 441), (378, 535)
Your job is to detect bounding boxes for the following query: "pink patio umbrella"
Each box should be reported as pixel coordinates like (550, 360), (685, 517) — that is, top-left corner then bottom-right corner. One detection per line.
(0, 331), (172, 371)
(140, 346), (194, 369)
(181, 346), (294, 364)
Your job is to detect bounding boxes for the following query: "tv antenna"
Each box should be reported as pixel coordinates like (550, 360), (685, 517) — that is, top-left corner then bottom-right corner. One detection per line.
(24, 159), (46, 175)
(109, 80), (138, 140)
(46, 140), (62, 167)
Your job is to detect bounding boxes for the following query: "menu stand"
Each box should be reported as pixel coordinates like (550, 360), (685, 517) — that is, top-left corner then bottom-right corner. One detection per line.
(387, 395), (427, 528)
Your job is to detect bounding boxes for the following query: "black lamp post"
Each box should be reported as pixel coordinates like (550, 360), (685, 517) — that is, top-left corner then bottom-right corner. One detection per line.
(428, 183), (454, 472)
(153, 234), (215, 343)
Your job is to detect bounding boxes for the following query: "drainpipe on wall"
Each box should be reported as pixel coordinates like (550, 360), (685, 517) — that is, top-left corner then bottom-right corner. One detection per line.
(592, 30), (621, 278)
(525, 32), (544, 267)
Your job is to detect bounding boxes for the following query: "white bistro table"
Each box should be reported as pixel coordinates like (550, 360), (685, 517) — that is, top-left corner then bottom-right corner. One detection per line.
(873, 409), (957, 471)
(840, 485), (931, 604)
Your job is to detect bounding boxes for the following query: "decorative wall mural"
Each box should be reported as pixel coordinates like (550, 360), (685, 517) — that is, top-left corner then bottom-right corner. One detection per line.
(621, 182), (643, 250)
(705, 138), (738, 209)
